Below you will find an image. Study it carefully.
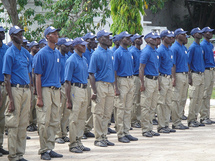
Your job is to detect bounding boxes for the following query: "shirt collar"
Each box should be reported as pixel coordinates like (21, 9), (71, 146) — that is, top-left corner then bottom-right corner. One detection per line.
(119, 46), (128, 51)
(160, 44), (169, 50)
(11, 44), (22, 52)
(74, 52), (83, 60)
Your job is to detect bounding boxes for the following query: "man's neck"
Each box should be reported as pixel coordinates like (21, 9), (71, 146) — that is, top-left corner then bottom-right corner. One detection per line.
(120, 44), (127, 50)
(48, 42), (55, 50)
(100, 43), (107, 50)
(194, 38), (200, 45)
(0, 41), (3, 47)
(176, 39), (183, 45)
(135, 44), (141, 50)
(13, 41), (21, 50)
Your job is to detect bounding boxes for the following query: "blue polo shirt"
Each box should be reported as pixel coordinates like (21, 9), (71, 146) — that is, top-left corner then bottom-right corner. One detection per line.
(67, 51), (73, 57)
(88, 46), (115, 83)
(83, 48), (94, 66)
(0, 43), (9, 81)
(2, 44), (32, 85)
(201, 39), (215, 68)
(157, 44), (173, 75)
(171, 41), (189, 72)
(111, 46), (117, 53)
(64, 52), (88, 84)
(34, 45), (61, 88)
(128, 45), (134, 51)
(130, 46), (141, 75)
(140, 45), (159, 76)
(188, 42), (205, 72)
(114, 46), (133, 76)
(60, 54), (68, 84)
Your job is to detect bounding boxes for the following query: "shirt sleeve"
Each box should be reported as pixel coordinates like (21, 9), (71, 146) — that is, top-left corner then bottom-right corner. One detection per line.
(2, 51), (13, 75)
(114, 51), (120, 71)
(187, 45), (194, 65)
(64, 58), (75, 82)
(172, 47), (177, 65)
(88, 53), (97, 74)
(140, 50), (149, 64)
(34, 53), (44, 75)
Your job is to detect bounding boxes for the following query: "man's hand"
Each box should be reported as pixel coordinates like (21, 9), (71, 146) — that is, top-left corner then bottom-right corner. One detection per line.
(91, 93), (97, 100)
(140, 83), (145, 92)
(172, 78), (176, 87)
(115, 88), (120, 96)
(66, 100), (73, 109)
(8, 100), (15, 113)
(37, 97), (44, 107)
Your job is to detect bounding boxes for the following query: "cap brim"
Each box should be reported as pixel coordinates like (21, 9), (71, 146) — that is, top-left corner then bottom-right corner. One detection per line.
(125, 34), (133, 37)
(65, 41), (73, 46)
(203, 29), (214, 33)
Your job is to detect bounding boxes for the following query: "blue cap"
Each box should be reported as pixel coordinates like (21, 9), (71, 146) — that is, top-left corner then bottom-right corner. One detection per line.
(170, 31), (175, 37)
(82, 32), (96, 40)
(9, 26), (24, 35)
(154, 32), (161, 38)
(160, 30), (173, 38)
(29, 41), (39, 49)
(72, 37), (88, 46)
(97, 29), (112, 39)
(186, 35), (190, 38)
(38, 38), (48, 45)
(144, 32), (157, 39)
(57, 38), (73, 46)
(202, 26), (214, 33)
(118, 31), (132, 40)
(113, 35), (120, 42)
(27, 42), (31, 47)
(109, 36), (113, 40)
(190, 27), (203, 36)
(7, 41), (13, 47)
(0, 26), (5, 32)
(130, 33), (144, 42)
(174, 28), (187, 37)
(95, 40), (98, 43)
(44, 26), (60, 38)
(23, 36), (28, 43)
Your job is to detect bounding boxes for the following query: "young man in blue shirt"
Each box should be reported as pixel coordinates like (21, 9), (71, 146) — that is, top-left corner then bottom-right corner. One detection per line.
(0, 26), (9, 157)
(82, 32), (96, 139)
(55, 38), (71, 144)
(27, 41), (40, 132)
(156, 30), (176, 133)
(65, 37), (90, 153)
(200, 27), (215, 124)
(3, 26), (32, 161)
(187, 27), (205, 127)
(139, 32), (160, 137)
(34, 26), (63, 160)
(114, 31), (138, 143)
(88, 29), (115, 147)
(171, 28), (189, 130)
(130, 34), (144, 129)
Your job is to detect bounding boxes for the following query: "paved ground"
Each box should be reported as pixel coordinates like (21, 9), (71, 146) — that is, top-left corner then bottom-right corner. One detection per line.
(2, 100), (215, 161)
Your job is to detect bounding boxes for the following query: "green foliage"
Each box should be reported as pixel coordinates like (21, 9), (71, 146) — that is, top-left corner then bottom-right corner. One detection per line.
(145, 0), (168, 13)
(110, 0), (145, 35)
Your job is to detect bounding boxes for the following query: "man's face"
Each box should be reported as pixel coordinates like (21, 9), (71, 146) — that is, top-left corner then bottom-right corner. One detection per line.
(148, 37), (157, 46)
(163, 36), (171, 45)
(194, 32), (202, 39)
(177, 33), (186, 43)
(46, 31), (59, 44)
(121, 37), (131, 46)
(11, 31), (23, 45)
(86, 38), (96, 49)
(61, 44), (70, 53)
(70, 45), (74, 53)
(31, 45), (39, 54)
(171, 37), (175, 44)
(156, 38), (161, 46)
(99, 35), (110, 46)
(0, 31), (5, 41)
(75, 44), (86, 54)
(134, 37), (143, 46)
(203, 31), (213, 40)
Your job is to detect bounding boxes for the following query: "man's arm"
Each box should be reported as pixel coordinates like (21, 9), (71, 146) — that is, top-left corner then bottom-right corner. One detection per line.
(4, 74), (14, 112)
(89, 73), (97, 100)
(188, 64), (192, 85)
(36, 74), (43, 107)
(171, 65), (176, 87)
(114, 71), (120, 96)
(139, 63), (146, 92)
(0, 85), (2, 107)
(65, 80), (72, 109)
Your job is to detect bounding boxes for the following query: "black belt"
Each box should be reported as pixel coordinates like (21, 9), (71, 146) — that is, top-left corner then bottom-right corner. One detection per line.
(176, 72), (188, 74)
(61, 83), (64, 85)
(11, 84), (29, 88)
(133, 74), (139, 76)
(191, 71), (204, 74)
(205, 67), (215, 71)
(159, 73), (172, 78)
(145, 75), (158, 80)
(119, 76), (133, 78)
(72, 83), (87, 89)
(0, 81), (4, 85)
(49, 86), (60, 90)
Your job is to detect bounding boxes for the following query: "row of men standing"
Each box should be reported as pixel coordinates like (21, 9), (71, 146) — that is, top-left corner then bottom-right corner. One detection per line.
(0, 25), (215, 161)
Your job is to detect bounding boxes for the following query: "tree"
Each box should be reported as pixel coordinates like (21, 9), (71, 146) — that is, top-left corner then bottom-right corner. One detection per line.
(0, 0), (110, 41)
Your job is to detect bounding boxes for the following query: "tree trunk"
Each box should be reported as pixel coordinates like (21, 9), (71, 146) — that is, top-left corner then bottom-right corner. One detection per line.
(2, 0), (22, 27)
